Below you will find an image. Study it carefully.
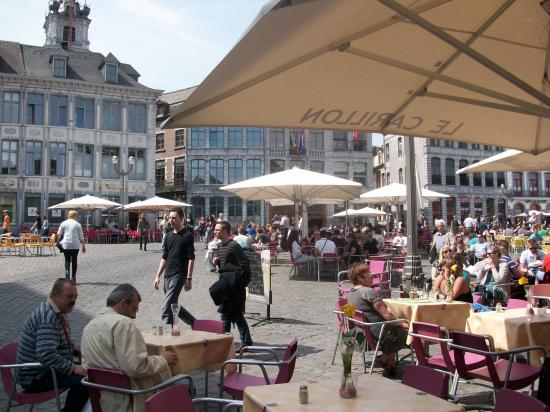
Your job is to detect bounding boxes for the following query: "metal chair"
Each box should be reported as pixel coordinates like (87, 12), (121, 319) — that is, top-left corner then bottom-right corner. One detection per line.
(318, 252), (339, 282)
(331, 297), (350, 365)
(145, 383), (242, 412)
(191, 319), (225, 396)
(401, 364), (449, 399)
(219, 338), (298, 400)
(0, 341), (66, 412)
(82, 367), (192, 412)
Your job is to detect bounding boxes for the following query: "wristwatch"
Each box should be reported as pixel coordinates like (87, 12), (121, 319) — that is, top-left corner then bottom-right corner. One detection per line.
(186, 276), (192, 280)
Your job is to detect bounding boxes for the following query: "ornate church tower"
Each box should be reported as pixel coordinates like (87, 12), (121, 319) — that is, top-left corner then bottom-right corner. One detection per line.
(43, 0), (91, 50)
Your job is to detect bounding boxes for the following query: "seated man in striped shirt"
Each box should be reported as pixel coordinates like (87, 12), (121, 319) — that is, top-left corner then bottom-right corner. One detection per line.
(16, 278), (88, 411)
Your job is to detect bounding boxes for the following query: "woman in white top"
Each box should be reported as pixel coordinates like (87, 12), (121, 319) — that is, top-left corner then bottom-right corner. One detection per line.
(288, 229), (315, 264)
(57, 210), (86, 282)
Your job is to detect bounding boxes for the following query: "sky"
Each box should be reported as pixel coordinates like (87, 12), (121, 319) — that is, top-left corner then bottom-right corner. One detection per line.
(0, 0), (383, 145)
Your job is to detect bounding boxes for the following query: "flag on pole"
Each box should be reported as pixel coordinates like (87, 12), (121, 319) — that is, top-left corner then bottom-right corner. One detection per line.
(299, 129), (305, 154)
(353, 131), (360, 140)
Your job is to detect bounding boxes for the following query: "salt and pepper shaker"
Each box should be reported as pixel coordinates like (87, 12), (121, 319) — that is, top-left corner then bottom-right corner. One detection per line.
(495, 303), (503, 313)
(299, 385), (308, 404)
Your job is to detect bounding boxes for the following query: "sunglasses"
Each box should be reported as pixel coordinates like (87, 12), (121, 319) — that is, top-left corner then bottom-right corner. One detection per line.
(487, 251), (498, 255)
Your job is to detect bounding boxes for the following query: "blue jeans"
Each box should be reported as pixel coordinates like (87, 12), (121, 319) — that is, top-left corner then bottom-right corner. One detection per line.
(25, 371), (88, 412)
(221, 312), (253, 346)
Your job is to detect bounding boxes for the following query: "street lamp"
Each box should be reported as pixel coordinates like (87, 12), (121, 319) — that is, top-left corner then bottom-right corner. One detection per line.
(499, 183), (513, 223)
(112, 155), (134, 227)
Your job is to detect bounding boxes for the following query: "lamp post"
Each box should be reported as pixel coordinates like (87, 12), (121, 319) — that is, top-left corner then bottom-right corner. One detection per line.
(112, 155), (134, 228)
(499, 183), (513, 224)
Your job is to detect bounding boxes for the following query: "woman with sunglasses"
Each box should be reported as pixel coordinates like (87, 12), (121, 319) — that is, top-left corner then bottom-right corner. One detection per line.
(476, 246), (511, 303)
(432, 255), (472, 302)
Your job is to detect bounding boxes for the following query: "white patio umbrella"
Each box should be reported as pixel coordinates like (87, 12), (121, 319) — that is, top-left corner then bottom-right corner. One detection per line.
(123, 196), (192, 212)
(456, 149), (550, 174)
(221, 167), (361, 235)
(165, 0), (550, 253)
(359, 183), (449, 203)
(332, 206), (386, 217)
(48, 194), (121, 230)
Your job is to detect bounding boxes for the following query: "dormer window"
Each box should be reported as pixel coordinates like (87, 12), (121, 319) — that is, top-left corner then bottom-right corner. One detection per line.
(52, 57), (67, 78)
(105, 63), (118, 83)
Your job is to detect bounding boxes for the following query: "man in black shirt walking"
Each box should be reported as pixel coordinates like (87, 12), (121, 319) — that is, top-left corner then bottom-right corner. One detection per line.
(153, 207), (196, 327)
(213, 221), (253, 347)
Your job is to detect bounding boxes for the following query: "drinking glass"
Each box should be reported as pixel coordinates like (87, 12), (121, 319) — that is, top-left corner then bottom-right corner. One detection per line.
(171, 304), (180, 336)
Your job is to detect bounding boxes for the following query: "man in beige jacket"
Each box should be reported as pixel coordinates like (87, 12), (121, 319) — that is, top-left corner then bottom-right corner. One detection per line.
(81, 284), (177, 412)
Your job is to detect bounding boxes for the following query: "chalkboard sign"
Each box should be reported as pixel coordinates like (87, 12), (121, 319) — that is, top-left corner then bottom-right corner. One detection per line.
(245, 250), (271, 305)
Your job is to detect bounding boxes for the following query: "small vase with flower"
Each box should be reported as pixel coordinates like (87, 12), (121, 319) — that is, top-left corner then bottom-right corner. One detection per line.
(339, 302), (365, 399)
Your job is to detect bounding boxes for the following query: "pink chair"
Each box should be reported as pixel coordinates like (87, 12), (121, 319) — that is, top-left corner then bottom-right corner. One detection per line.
(402, 364), (449, 399)
(145, 383), (242, 412)
(506, 298), (527, 309)
(368, 260), (391, 297)
(494, 388), (550, 412)
(318, 252), (339, 282)
(267, 241), (279, 263)
(82, 367), (192, 412)
(219, 338), (298, 400)
(192, 319), (225, 396)
(450, 331), (545, 391)
(0, 342), (66, 412)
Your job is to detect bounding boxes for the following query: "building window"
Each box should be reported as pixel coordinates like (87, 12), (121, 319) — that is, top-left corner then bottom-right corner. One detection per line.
(209, 159), (224, 184)
(246, 128), (262, 148)
(156, 133), (164, 151)
(333, 161), (348, 179)
(486, 198), (495, 218)
(444, 140), (454, 148)
(74, 97), (95, 129)
(73, 143), (93, 178)
(484, 145), (492, 150)
(228, 197), (241, 224)
(105, 64), (118, 83)
(310, 161), (324, 173)
(495, 146), (504, 152)
(270, 159), (285, 173)
(352, 132), (367, 151)
(49, 142), (66, 176)
(545, 173), (550, 194)
(190, 128), (206, 148)
(385, 142), (390, 161)
(128, 148), (145, 180)
(269, 128), (284, 148)
(228, 127), (243, 148)
(289, 129), (302, 155)
(175, 129), (185, 147)
(472, 161), (482, 186)
(49, 94), (68, 126)
(496, 172), (505, 188)
(246, 159), (261, 179)
(458, 141), (468, 149)
(309, 129), (323, 150)
(1, 140), (18, 175)
(513, 172), (523, 194)
(472, 143), (480, 150)
(398, 168), (403, 184)
(191, 196), (205, 222)
(191, 159), (206, 184)
(174, 157), (185, 185)
(228, 159), (243, 184)
(397, 137), (403, 157)
(24, 194), (41, 224)
(386, 172), (390, 185)
(432, 199), (442, 219)
(246, 200), (261, 221)
(429, 139), (440, 147)
(155, 160), (165, 185)
(333, 131), (348, 151)
(446, 197), (456, 223)
(445, 158), (455, 185)
(431, 157), (441, 185)
(209, 127), (224, 148)
(127, 103), (146, 133)
(458, 159), (469, 185)
(2, 91), (20, 124)
(474, 197), (483, 217)
(27, 93), (44, 125)
(101, 100), (121, 131)
(460, 197), (470, 219)
(25, 141), (42, 176)
(485, 172), (494, 187)
(62, 26), (75, 43)
(101, 146), (119, 179)
(528, 172), (539, 194)
(53, 57), (66, 77)
(209, 196), (224, 216)
(353, 162), (367, 186)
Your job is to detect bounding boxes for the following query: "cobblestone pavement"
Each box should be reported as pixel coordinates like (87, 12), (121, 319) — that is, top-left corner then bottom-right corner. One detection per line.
(0, 242), (494, 409)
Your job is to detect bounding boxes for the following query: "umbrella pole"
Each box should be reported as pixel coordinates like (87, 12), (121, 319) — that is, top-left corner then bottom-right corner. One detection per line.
(405, 136), (418, 254)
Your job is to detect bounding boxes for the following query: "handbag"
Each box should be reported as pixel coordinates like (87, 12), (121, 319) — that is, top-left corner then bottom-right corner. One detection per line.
(56, 233), (64, 252)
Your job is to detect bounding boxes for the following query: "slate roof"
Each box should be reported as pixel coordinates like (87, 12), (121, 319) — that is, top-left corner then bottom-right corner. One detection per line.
(158, 86), (198, 106)
(0, 40), (154, 91)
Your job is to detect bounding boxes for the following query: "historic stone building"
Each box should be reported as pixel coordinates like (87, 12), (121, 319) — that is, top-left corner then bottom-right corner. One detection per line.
(0, 1), (160, 230)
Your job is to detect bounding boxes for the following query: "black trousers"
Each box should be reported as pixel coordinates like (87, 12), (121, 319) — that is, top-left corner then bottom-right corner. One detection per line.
(25, 371), (88, 412)
(63, 249), (79, 281)
(162, 275), (196, 326)
(140, 235), (148, 250)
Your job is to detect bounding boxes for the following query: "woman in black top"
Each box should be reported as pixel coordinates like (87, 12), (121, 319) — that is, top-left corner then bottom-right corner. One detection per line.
(362, 231), (379, 255)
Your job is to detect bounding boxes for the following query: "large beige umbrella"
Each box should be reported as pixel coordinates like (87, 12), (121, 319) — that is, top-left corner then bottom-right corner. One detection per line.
(165, 0), (550, 252)
(456, 149), (550, 173)
(123, 196), (192, 212)
(48, 194), (121, 230)
(221, 167), (361, 234)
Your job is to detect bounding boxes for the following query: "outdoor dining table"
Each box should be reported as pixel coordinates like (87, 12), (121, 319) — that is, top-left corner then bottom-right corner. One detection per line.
(384, 298), (472, 344)
(142, 329), (234, 375)
(243, 374), (464, 412)
(465, 308), (550, 367)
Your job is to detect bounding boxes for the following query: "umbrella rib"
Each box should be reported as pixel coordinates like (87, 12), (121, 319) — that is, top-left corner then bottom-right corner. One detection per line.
(345, 47), (550, 118)
(170, 0), (450, 123)
(378, 0), (550, 108)
(374, 0), (516, 130)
